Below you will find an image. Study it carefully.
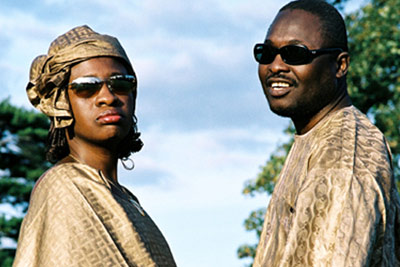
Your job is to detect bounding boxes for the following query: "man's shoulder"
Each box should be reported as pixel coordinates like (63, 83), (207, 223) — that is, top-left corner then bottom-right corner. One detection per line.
(306, 106), (391, 170)
(340, 106), (388, 152)
(342, 105), (384, 134)
(316, 105), (387, 146)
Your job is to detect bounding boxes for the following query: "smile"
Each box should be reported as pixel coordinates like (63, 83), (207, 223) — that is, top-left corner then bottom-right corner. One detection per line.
(271, 82), (290, 89)
(267, 80), (293, 97)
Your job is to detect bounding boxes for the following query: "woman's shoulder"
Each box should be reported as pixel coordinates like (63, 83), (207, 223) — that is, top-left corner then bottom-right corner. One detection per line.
(31, 161), (101, 199)
(25, 161), (111, 225)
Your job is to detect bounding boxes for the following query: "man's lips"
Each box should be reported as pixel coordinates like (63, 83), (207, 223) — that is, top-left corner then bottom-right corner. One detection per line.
(266, 78), (295, 97)
(96, 110), (124, 124)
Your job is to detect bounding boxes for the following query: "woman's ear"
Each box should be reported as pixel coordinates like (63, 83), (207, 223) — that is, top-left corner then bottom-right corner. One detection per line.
(336, 52), (350, 78)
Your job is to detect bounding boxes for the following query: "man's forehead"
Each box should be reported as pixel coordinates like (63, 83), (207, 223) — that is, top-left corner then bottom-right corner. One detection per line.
(265, 9), (324, 47)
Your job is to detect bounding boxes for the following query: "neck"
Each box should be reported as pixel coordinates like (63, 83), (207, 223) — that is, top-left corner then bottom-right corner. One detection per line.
(293, 90), (352, 135)
(67, 139), (119, 183)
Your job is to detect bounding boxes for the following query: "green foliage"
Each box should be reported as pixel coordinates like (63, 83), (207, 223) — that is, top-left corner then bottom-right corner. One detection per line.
(346, 0), (400, 188)
(237, 208), (266, 262)
(0, 99), (50, 265)
(0, 249), (14, 267)
(239, 0), (400, 263)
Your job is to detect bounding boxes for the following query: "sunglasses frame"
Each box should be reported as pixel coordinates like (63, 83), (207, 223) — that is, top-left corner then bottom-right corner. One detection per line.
(254, 43), (343, 65)
(68, 74), (137, 96)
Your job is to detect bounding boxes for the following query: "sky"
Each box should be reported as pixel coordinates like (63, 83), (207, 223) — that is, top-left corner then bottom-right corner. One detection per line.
(0, 0), (363, 266)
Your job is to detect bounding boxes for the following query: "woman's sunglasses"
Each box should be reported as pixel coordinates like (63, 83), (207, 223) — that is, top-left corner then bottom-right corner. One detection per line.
(68, 74), (136, 97)
(253, 43), (343, 65)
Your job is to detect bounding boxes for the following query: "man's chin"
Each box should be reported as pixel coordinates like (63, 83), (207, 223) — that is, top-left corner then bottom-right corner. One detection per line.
(269, 106), (297, 118)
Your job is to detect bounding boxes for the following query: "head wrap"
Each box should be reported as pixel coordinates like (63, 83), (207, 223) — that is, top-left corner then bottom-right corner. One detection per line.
(27, 25), (134, 128)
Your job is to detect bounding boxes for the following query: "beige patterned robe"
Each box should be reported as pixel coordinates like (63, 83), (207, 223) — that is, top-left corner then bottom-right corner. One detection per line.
(13, 162), (176, 267)
(254, 106), (400, 267)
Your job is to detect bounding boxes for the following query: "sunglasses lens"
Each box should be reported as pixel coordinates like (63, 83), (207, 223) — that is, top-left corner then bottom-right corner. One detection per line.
(254, 44), (275, 64)
(108, 75), (136, 94)
(281, 46), (310, 65)
(69, 77), (102, 97)
(253, 44), (313, 65)
(254, 44), (264, 63)
(69, 75), (136, 97)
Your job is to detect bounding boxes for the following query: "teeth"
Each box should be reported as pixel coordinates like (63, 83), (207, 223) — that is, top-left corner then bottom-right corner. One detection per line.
(271, 82), (290, 88)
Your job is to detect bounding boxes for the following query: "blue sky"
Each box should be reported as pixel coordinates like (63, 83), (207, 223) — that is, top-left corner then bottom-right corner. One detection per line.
(0, 0), (363, 266)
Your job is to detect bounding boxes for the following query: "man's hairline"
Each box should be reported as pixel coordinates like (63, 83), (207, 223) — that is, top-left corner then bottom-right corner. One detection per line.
(265, 9), (327, 49)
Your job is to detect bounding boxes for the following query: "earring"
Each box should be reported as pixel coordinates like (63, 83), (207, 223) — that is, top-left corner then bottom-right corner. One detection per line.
(121, 157), (135, 170)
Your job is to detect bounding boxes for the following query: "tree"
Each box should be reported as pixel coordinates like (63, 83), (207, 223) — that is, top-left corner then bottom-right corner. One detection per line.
(346, 0), (400, 185)
(238, 0), (400, 264)
(0, 99), (50, 266)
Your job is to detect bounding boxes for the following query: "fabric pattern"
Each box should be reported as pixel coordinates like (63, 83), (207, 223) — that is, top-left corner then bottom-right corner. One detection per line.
(254, 106), (400, 267)
(26, 25), (135, 128)
(13, 162), (176, 267)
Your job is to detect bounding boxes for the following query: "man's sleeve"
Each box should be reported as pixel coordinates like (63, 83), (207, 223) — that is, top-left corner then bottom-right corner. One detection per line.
(283, 167), (386, 266)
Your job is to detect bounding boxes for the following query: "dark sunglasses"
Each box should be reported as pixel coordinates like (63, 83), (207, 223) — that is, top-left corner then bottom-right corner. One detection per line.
(253, 43), (343, 65)
(68, 74), (136, 97)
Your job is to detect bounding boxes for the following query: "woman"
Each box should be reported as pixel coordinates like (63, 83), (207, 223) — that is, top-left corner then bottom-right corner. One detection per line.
(14, 25), (176, 267)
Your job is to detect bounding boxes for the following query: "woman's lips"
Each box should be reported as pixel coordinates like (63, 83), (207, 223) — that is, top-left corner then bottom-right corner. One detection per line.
(96, 110), (123, 124)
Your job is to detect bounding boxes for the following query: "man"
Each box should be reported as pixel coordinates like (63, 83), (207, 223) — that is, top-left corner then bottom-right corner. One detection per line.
(253, 0), (400, 266)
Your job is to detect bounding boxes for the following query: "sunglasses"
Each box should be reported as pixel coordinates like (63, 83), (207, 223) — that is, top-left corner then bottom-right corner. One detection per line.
(253, 43), (343, 65)
(68, 74), (136, 97)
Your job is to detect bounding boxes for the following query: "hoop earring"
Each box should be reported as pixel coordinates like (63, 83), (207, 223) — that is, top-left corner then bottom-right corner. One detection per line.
(121, 157), (135, 170)
(132, 114), (138, 124)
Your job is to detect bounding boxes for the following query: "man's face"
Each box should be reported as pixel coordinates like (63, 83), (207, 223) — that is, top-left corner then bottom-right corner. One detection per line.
(258, 9), (339, 120)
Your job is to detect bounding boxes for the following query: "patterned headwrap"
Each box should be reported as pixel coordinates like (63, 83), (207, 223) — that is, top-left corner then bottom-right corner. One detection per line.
(26, 25), (134, 128)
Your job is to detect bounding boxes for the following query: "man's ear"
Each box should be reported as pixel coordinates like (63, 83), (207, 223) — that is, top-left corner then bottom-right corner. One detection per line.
(336, 52), (349, 78)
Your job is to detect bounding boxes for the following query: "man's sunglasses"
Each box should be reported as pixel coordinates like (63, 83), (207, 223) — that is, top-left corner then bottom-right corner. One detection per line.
(68, 74), (136, 97)
(253, 43), (343, 65)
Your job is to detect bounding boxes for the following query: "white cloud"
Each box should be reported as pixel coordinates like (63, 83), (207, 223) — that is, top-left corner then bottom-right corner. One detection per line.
(0, 0), (287, 128)
(119, 126), (282, 266)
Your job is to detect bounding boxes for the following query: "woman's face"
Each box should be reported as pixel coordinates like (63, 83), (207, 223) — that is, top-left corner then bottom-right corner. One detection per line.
(67, 57), (135, 150)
